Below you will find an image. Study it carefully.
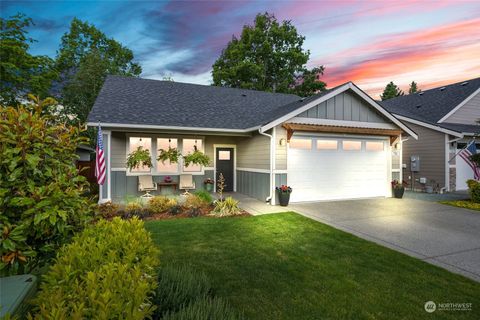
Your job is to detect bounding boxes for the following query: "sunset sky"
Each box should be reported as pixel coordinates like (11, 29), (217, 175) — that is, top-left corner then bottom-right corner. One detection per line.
(2, 0), (480, 98)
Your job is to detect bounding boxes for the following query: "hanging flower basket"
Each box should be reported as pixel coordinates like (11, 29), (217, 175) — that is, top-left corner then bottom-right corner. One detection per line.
(126, 146), (153, 171)
(157, 146), (182, 164)
(183, 150), (210, 167)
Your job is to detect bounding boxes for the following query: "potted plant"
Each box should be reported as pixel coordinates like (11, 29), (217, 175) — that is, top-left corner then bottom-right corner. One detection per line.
(391, 180), (407, 198)
(183, 149), (210, 167)
(126, 146), (153, 171)
(164, 176), (172, 183)
(276, 185), (292, 206)
(204, 178), (214, 192)
(157, 146), (182, 164)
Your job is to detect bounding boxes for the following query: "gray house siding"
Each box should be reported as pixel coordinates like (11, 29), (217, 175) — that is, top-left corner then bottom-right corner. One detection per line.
(236, 132), (270, 170)
(298, 90), (388, 123)
(275, 125), (288, 170)
(442, 91), (480, 125)
(236, 170), (269, 201)
(401, 121), (446, 189)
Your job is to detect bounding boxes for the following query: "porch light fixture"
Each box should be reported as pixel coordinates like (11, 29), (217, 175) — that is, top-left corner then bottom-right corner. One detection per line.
(395, 143), (400, 150)
(279, 138), (286, 146)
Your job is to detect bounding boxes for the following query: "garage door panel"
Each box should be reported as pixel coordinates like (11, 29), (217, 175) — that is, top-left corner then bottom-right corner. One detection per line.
(288, 136), (389, 202)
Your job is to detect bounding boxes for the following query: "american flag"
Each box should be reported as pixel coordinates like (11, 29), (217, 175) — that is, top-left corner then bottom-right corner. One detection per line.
(459, 140), (480, 180)
(95, 126), (106, 185)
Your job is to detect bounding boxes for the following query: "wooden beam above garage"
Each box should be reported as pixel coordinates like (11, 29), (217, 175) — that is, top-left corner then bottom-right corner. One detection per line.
(282, 123), (402, 143)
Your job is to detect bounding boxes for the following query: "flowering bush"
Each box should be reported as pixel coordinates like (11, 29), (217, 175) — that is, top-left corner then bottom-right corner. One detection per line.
(391, 180), (408, 189)
(276, 185), (292, 193)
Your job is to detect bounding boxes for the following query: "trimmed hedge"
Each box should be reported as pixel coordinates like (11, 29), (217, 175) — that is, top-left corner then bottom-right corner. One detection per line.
(31, 217), (159, 319)
(467, 179), (480, 203)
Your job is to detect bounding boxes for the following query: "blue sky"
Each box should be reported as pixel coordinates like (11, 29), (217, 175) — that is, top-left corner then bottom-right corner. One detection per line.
(2, 0), (480, 97)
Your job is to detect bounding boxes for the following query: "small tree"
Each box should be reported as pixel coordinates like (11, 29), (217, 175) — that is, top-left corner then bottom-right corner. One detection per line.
(217, 173), (226, 201)
(408, 81), (420, 94)
(0, 97), (93, 275)
(380, 81), (404, 100)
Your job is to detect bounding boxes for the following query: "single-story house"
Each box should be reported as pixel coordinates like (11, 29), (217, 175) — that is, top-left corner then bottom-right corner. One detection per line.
(87, 76), (417, 204)
(381, 77), (480, 191)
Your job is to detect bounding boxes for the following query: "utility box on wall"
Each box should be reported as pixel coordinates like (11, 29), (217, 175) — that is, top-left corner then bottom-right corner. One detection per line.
(410, 155), (420, 172)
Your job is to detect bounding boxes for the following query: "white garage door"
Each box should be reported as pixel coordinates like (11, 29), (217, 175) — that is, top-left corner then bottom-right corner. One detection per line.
(288, 136), (389, 202)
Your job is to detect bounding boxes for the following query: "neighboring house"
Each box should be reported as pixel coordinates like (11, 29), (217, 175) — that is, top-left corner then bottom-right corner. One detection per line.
(382, 77), (480, 191)
(87, 76), (416, 204)
(76, 144), (95, 162)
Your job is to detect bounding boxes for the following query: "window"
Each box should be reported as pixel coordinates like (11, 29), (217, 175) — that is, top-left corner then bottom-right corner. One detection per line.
(128, 137), (152, 172)
(218, 150), (231, 160)
(289, 138), (312, 149)
(342, 140), (361, 151)
(157, 138), (179, 173)
(366, 141), (384, 152)
(316, 139), (338, 150)
(183, 139), (203, 172)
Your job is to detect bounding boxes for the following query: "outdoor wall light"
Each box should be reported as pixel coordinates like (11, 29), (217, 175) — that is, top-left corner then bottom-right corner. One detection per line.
(395, 143), (400, 150)
(279, 138), (287, 146)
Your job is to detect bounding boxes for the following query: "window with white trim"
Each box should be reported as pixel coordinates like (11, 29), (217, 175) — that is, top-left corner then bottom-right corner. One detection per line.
(366, 141), (384, 152)
(128, 137), (152, 172)
(342, 140), (361, 151)
(289, 138), (312, 149)
(157, 138), (179, 173)
(182, 139), (203, 172)
(316, 139), (338, 150)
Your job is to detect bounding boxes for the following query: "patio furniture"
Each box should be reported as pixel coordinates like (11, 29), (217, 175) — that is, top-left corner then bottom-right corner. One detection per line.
(138, 175), (157, 198)
(179, 174), (195, 194)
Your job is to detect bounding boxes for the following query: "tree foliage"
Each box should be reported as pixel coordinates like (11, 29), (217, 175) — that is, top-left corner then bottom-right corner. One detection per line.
(380, 81), (404, 100)
(408, 81), (420, 94)
(212, 12), (325, 96)
(0, 14), (57, 106)
(57, 18), (142, 124)
(0, 97), (93, 275)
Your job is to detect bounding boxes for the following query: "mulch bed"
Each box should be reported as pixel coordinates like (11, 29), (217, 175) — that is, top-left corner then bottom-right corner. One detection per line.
(143, 209), (250, 221)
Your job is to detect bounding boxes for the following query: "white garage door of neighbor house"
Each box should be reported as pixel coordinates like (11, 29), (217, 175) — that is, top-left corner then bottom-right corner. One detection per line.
(287, 136), (389, 202)
(456, 147), (480, 190)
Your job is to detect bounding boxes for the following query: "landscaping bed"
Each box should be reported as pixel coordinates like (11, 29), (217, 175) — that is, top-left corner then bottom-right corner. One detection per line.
(146, 212), (480, 320)
(439, 200), (480, 212)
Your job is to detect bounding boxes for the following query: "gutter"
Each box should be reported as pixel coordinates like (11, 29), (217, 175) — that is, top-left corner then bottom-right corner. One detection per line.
(258, 128), (274, 203)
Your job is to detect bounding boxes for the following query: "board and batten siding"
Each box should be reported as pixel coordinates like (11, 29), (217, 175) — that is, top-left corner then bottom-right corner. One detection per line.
(442, 91), (480, 125)
(401, 121), (446, 188)
(111, 132), (126, 168)
(298, 90), (388, 123)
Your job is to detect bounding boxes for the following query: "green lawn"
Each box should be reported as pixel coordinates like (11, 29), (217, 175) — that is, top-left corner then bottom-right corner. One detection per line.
(440, 200), (480, 212)
(145, 213), (480, 319)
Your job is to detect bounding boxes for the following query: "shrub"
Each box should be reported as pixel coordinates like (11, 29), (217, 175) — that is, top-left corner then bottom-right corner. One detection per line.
(0, 101), (93, 276)
(162, 296), (242, 320)
(31, 217), (159, 319)
(184, 194), (205, 209)
(169, 205), (182, 216)
(212, 197), (241, 217)
(467, 179), (480, 203)
(195, 190), (213, 204)
(149, 196), (178, 213)
(152, 265), (212, 318)
(123, 202), (150, 219)
(97, 201), (119, 218)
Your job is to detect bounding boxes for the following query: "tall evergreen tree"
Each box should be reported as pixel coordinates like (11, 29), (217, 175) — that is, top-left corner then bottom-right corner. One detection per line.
(380, 81), (404, 101)
(408, 81), (420, 94)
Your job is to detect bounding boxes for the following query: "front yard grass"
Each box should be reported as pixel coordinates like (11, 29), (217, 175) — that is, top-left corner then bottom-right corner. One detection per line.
(146, 212), (480, 319)
(439, 200), (480, 212)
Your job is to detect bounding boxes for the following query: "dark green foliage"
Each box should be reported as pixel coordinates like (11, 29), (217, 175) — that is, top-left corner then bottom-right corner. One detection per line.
(0, 14), (57, 105)
(183, 150), (210, 167)
(162, 296), (242, 320)
(0, 100), (93, 275)
(380, 81), (404, 100)
(291, 66), (326, 97)
(153, 265), (212, 318)
(408, 81), (420, 94)
(157, 146), (182, 164)
(212, 12), (325, 96)
(467, 179), (480, 203)
(126, 146), (153, 170)
(194, 190), (213, 204)
(32, 218), (160, 319)
(469, 153), (480, 167)
(169, 205), (182, 216)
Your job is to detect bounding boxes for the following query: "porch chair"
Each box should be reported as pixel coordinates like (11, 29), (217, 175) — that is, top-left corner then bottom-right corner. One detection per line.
(138, 175), (157, 198)
(179, 174), (195, 195)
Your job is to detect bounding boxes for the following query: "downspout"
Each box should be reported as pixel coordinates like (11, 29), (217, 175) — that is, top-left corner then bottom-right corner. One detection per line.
(259, 128), (274, 203)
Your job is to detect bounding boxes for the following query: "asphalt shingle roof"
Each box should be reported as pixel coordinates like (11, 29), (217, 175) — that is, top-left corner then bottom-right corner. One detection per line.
(380, 77), (480, 125)
(87, 76), (302, 130)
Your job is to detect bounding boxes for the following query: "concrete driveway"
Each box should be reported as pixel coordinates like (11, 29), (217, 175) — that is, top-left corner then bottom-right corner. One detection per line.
(289, 198), (480, 282)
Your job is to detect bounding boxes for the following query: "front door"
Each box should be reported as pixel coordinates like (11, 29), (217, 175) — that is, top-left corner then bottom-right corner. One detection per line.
(216, 147), (234, 192)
